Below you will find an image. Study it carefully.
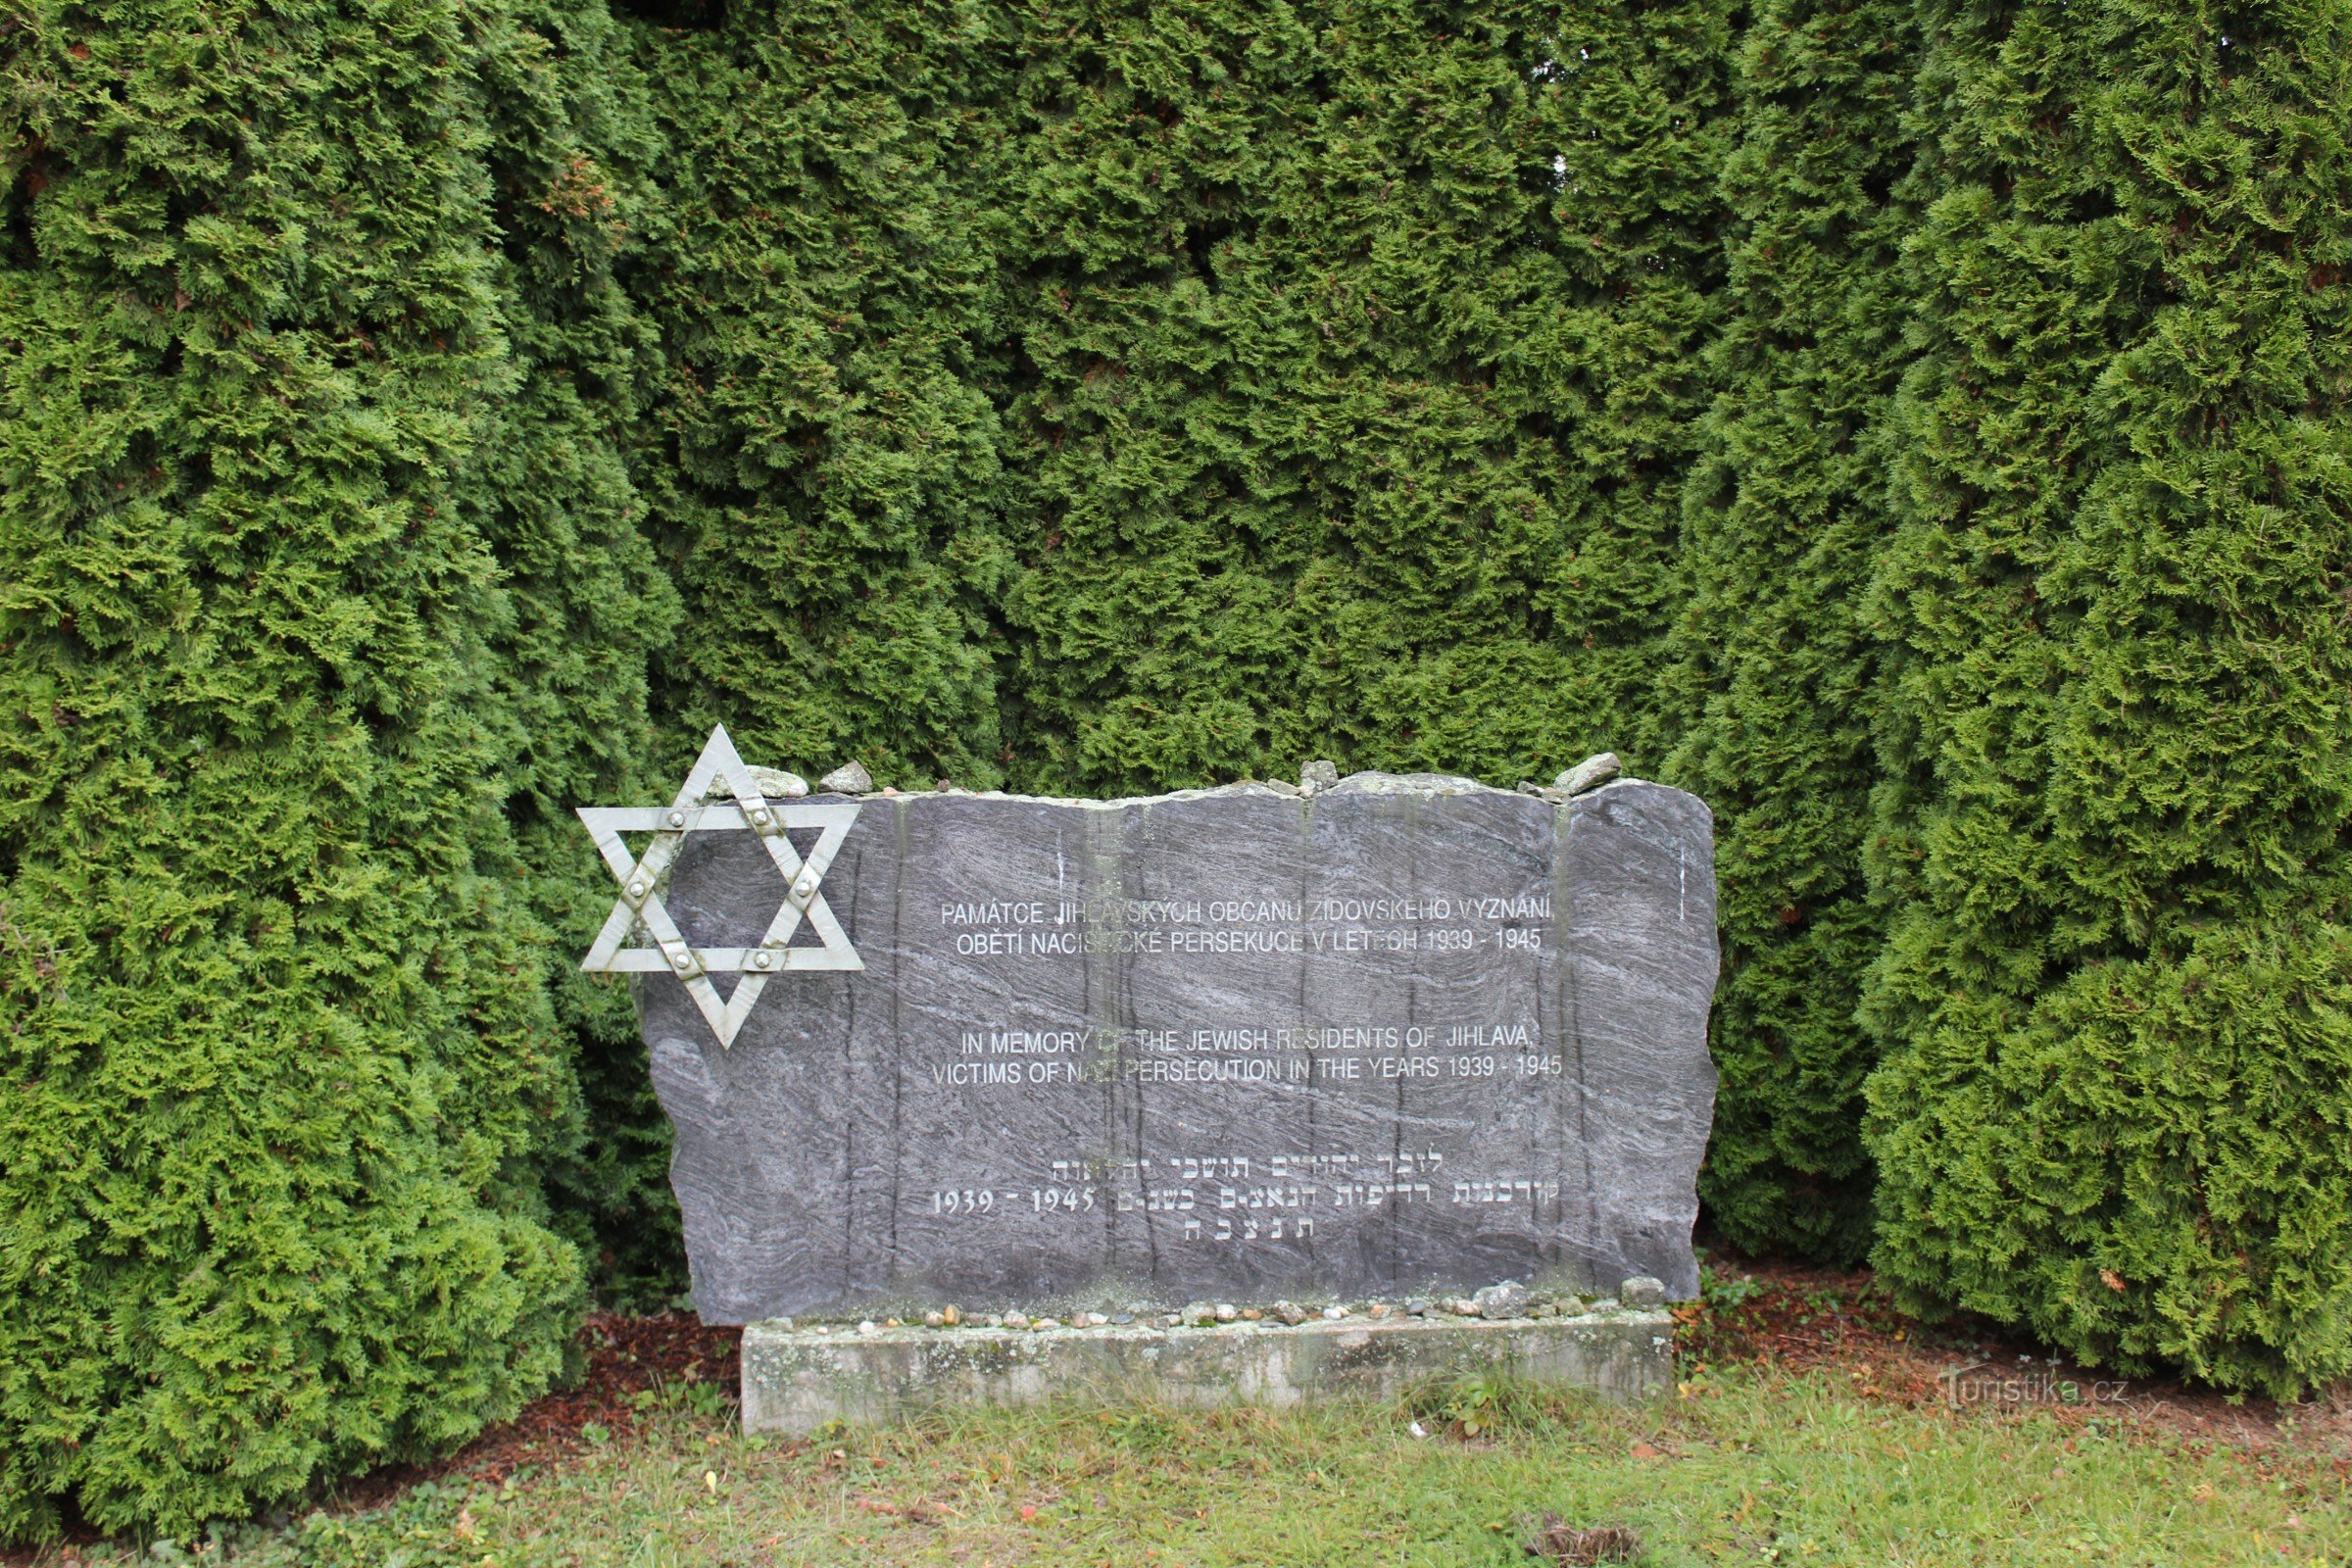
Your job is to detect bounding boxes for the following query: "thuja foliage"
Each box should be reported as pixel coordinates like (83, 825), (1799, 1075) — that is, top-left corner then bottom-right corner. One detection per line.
(991, 0), (1739, 793)
(625, 0), (1738, 797)
(1861, 0), (2352, 1395)
(0, 0), (671, 1539)
(1663, 0), (1917, 1263)
(623, 0), (1016, 794)
(471, 0), (682, 1301)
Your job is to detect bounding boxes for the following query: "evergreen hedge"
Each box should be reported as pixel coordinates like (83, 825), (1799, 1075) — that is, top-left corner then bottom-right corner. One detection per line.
(1664, 0), (1916, 1262)
(628, 0), (1740, 800)
(988, 0), (1737, 793)
(0, 0), (667, 1536)
(1862, 0), (2352, 1396)
(479, 0), (681, 1302)
(626, 0), (1015, 797)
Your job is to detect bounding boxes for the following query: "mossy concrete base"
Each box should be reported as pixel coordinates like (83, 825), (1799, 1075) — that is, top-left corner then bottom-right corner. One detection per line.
(740, 1309), (1674, 1434)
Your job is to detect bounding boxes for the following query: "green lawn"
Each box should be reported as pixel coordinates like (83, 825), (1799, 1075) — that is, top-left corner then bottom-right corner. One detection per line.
(82, 1362), (2349, 1568)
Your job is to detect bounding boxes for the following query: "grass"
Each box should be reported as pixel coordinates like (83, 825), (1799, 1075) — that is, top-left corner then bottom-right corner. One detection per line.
(67, 1360), (2350, 1568)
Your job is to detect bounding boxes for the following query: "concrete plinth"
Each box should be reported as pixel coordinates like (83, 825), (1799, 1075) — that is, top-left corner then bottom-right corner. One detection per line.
(740, 1308), (1674, 1434)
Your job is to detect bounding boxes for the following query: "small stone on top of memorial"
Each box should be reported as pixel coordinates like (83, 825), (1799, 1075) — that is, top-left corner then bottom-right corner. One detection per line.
(1322, 1304), (1348, 1320)
(1112, 1313), (1135, 1325)
(923, 1310), (945, 1328)
(1405, 1298), (1433, 1317)
(1475, 1280), (1531, 1320)
(1273, 1300), (1306, 1326)
(1620, 1276), (1668, 1309)
(1553, 751), (1622, 796)
(1214, 1302), (1238, 1322)
(819, 760), (874, 795)
(749, 765), (809, 799)
(1242, 1307), (1262, 1321)
(1182, 1301), (1217, 1327)
(1004, 1311), (1030, 1329)
(1299, 759), (1340, 793)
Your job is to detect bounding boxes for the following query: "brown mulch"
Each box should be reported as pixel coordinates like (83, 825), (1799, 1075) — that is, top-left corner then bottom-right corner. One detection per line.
(334, 1311), (744, 1505)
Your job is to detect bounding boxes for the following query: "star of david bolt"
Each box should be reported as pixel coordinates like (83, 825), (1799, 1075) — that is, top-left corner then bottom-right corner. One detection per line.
(576, 725), (861, 1047)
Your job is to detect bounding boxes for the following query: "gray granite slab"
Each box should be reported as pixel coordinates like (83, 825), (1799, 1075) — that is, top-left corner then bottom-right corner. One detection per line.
(633, 773), (1718, 1321)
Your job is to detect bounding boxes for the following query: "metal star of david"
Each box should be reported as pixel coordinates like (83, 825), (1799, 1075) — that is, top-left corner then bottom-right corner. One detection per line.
(577, 725), (862, 1047)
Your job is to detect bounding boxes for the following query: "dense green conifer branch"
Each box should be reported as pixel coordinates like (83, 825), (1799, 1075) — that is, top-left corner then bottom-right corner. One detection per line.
(1861, 0), (2352, 1396)
(625, 0), (1016, 794)
(1665, 0), (1918, 1262)
(0, 0), (668, 1534)
(989, 0), (1738, 792)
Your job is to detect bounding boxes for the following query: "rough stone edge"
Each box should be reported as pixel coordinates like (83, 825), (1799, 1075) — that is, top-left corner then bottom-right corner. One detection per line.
(808, 772), (1669, 811)
(740, 1310), (1676, 1434)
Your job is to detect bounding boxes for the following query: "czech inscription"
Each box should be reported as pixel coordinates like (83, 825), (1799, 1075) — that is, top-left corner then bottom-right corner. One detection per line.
(628, 771), (1718, 1320)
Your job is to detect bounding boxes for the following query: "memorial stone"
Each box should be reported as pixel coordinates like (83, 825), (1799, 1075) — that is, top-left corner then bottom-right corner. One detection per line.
(582, 728), (1718, 1324)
